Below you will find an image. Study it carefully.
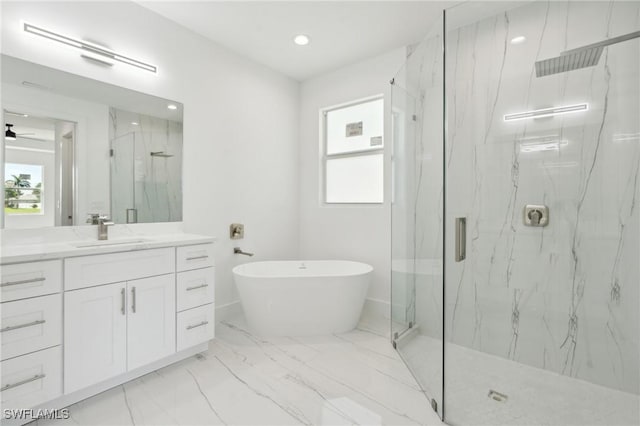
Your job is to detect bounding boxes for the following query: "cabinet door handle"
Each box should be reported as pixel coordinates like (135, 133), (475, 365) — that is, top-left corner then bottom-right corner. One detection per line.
(121, 288), (126, 315)
(186, 283), (209, 292)
(455, 217), (466, 262)
(186, 320), (208, 330)
(1, 277), (45, 287)
(1, 374), (46, 392)
(1, 319), (46, 333)
(131, 286), (136, 313)
(186, 255), (208, 261)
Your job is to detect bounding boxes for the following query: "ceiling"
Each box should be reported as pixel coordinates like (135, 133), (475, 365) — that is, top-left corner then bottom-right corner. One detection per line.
(138, 1), (454, 81)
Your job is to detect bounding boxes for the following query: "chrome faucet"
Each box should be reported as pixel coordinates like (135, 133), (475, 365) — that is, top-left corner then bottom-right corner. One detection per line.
(86, 213), (100, 225)
(233, 247), (254, 256)
(98, 216), (114, 240)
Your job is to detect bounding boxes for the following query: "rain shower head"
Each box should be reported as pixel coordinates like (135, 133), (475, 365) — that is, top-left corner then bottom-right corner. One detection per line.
(535, 31), (640, 77)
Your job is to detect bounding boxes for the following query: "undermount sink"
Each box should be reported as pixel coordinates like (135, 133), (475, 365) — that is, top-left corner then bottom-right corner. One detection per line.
(71, 238), (151, 248)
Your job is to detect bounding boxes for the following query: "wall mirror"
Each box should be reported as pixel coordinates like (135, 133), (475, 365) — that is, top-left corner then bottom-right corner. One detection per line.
(1, 55), (183, 229)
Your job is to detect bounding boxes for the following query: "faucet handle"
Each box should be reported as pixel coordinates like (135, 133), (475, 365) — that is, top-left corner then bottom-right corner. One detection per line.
(86, 213), (100, 224)
(98, 215), (114, 225)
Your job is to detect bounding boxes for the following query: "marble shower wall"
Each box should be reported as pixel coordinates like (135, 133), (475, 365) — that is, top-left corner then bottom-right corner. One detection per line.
(445, 1), (639, 395)
(109, 108), (183, 223)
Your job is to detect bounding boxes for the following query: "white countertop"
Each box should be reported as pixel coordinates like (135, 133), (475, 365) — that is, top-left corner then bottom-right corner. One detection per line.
(0, 224), (215, 264)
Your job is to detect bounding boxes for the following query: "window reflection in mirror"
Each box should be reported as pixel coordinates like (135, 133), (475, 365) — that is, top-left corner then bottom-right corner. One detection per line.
(2, 113), (75, 229)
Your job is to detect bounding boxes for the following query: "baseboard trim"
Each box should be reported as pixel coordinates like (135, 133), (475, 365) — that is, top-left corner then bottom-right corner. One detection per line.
(357, 297), (391, 338)
(215, 300), (243, 323)
(362, 297), (390, 320)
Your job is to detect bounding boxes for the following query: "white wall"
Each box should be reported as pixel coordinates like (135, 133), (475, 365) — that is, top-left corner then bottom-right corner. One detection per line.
(1, 1), (300, 317)
(298, 49), (405, 314)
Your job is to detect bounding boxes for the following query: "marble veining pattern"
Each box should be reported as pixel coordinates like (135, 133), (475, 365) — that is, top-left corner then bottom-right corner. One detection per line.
(109, 108), (183, 224)
(445, 0), (639, 397)
(34, 316), (440, 426)
(402, 335), (639, 426)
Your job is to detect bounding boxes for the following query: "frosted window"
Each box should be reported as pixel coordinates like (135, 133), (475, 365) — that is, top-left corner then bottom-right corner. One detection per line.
(326, 98), (384, 155)
(326, 154), (383, 203)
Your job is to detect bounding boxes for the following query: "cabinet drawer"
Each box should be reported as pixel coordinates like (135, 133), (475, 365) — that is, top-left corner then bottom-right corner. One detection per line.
(1, 260), (62, 303)
(176, 244), (214, 272)
(1, 294), (62, 361)
(176, 304), (214, 352)
(65, 247), (175, 291)
(1, 346), (62, 410)
(177, 268), (214, 312)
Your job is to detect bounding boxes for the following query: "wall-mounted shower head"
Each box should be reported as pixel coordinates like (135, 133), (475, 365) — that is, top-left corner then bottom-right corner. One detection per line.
(535, 30), (640, 77)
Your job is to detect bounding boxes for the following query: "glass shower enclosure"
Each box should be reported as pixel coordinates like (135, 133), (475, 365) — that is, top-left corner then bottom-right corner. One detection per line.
(391, 1), (639, 425)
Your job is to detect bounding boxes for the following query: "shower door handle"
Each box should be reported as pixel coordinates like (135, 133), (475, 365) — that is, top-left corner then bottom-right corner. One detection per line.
(455, 217), (466, 262)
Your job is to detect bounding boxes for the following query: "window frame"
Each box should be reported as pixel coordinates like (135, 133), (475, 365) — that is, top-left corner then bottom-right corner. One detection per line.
(321, 95), (385, 205)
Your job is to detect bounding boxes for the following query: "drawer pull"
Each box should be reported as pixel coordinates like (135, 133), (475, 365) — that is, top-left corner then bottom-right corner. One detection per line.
(186, 255), (208, 261)
(186, 320), (209, 330)
(1, 319), (46, 333)
(186, 283), (209, 292)
(1, 374), (46, 392)
(131, 286), (136, 314)
(1, 277), (45, 287)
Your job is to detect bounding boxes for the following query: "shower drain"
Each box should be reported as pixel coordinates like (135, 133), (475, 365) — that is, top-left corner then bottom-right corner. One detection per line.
(488, 389), (508, 402)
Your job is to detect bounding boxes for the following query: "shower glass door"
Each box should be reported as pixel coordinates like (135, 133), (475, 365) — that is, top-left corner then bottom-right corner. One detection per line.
(110, 132), (135, 224)
(444, 1), (639, 425)
(391, 13), (444, 418)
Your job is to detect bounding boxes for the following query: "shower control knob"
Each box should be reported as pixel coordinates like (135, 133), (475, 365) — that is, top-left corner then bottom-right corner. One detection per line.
(524, 205), (549, 227)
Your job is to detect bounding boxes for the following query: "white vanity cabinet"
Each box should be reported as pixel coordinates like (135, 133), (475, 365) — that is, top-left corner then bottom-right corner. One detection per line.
(64, 282), (127, 393)
(127, 274), (175, 370)
(63, 249), (177, 393)
(175, 244), (215, 351)
(1, 238), (214, 422)
(64, 274), (176, 392)
(0, 260), (63, 412)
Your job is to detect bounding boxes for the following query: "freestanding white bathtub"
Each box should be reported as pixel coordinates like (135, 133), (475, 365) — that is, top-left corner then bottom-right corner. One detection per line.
(232, 260), (372, 336)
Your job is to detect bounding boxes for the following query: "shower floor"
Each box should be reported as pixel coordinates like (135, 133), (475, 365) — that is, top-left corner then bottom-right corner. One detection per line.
(399, 334), (639, 426)
(34, 315), (440, 426)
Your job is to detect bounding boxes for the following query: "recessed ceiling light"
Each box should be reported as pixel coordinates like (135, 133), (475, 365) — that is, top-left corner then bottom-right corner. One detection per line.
(511, 36), (526, 45)
(293, 34), (310, 46)
(167, 104), (177, 110)
(131, 122), (139, 126)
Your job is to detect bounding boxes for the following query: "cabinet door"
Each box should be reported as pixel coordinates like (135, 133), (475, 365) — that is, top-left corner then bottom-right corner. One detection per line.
(127, 274), (175, 371)
(64, 282), (127, 393)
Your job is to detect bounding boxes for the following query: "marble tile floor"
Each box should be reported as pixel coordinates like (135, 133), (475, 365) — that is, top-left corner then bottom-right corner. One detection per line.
(398, 334), (640, 426)
(35, 316), (442, 426)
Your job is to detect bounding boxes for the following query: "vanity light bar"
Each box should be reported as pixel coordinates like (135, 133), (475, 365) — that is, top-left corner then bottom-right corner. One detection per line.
(504, 103), (588, 122)
(23, 23), (157, 74)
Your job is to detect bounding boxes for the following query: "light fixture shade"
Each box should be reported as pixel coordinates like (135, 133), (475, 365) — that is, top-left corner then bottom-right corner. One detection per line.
(23, 22), (157, 73)
(5, 124), (17, 140)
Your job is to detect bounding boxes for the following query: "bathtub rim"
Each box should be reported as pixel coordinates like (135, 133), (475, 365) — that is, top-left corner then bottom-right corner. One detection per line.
(232, 259), (373, 279)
